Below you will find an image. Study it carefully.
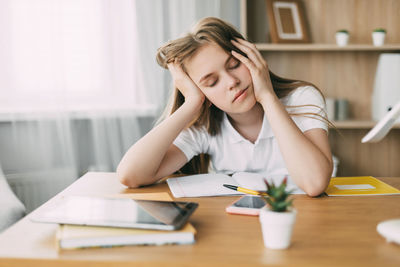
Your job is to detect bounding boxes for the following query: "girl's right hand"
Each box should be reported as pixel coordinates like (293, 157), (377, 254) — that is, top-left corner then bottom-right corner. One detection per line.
(167, 61), (205, 106)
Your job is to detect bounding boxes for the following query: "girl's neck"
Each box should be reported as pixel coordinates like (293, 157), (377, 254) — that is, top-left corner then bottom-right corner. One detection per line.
(226, 103), (264, 143)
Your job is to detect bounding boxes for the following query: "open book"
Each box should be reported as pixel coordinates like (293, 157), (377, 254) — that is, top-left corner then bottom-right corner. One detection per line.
(166, 172), (305, 198)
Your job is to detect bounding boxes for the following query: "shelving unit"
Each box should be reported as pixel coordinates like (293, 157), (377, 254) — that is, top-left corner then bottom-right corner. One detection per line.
(255, 44), (400, 52)
(332, 120), (400, 129)
(241, 0), (400, 176)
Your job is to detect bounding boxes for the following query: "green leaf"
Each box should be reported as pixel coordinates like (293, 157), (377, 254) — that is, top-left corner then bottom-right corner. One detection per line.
(263, 177), (294, 212)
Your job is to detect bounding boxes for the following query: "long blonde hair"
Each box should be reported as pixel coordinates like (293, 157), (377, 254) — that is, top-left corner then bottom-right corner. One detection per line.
(156, 17), (328, 174)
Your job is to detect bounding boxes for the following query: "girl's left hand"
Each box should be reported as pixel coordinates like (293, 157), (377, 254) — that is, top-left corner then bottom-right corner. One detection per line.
(231, 38), (274, 103)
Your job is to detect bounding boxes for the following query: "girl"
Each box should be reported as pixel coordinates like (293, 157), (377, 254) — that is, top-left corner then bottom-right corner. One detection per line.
(117, 17), (333, 197)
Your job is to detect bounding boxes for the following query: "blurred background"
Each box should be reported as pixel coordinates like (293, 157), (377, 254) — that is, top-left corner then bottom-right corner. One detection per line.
(0, 0), (240, 212)
(3, 0), (400, 217)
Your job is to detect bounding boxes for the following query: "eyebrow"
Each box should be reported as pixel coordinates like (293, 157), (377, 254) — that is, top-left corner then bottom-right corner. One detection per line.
(198, 55), (235, 84)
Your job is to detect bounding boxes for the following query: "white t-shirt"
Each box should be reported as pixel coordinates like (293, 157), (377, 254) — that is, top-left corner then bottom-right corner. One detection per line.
(173, 86), (327, 177)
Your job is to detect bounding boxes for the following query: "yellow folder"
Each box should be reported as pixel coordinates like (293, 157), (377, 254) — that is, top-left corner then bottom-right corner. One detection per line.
(325, 176), (400, 196)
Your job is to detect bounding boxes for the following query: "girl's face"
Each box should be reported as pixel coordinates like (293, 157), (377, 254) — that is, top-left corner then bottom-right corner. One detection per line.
(185, 43), (256, 114)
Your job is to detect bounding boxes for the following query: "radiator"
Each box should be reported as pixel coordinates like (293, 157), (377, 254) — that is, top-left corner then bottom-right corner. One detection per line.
(6, 168), (76, 213)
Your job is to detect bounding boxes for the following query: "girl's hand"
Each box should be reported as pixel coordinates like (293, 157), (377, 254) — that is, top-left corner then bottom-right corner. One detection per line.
(167, 60), (205, 106)
(231, 38), (274, 103)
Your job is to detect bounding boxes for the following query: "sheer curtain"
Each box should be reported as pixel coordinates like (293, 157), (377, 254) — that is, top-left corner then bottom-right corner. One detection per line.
(0, 0), (239, 211)
(0, 0), (153, 112)
(135, 0), (240, 109)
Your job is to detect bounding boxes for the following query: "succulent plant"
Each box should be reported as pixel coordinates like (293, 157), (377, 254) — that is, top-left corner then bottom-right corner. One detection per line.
(373, 28), (386, 33)
(263, 176), (294, 212)
(336, 29), (349, 34)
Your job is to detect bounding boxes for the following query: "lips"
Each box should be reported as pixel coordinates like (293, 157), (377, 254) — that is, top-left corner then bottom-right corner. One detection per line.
(233, 87), (248, 102)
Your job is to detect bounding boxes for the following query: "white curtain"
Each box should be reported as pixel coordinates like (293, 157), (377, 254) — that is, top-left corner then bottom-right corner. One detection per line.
(0, 0), (155, 112)
(0, 0), (239, 211)
(134, 0), (240, 109)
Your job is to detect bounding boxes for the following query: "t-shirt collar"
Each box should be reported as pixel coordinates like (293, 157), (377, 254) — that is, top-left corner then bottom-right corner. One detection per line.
(223, 112), (274, 144)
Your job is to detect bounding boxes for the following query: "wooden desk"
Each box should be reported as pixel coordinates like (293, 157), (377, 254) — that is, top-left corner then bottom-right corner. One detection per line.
(0, 172), (399, 267)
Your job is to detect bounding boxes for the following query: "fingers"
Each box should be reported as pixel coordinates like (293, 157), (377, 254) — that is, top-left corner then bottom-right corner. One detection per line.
(167, 59), (180, 73)
(167, 59), (187, 80)
(231, 50), (256, 72)
(167, 59), (204, 102)
(234, 38), (266, 65)
(231, 38), (267, 69)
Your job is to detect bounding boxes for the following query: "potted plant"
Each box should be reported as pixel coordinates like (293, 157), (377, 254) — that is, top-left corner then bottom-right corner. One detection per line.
(259, 177), (296, 249)
(372, 28), (386, 46)
(335, 29), (349, 46)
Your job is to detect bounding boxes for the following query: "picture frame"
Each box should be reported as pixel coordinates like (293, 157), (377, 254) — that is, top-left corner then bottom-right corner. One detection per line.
(265, 0), (310, 43)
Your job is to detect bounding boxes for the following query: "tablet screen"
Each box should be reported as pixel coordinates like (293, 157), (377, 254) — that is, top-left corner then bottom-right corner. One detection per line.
(31, 196), (198, 230)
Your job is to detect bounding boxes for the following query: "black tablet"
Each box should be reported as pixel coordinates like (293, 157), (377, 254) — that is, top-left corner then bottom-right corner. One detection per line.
(31, 196), (198, 230)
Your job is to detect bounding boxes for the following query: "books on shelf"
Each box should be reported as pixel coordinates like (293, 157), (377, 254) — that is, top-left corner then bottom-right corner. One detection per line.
(56, 192), (196, 250)
(325, 176), (400, 196)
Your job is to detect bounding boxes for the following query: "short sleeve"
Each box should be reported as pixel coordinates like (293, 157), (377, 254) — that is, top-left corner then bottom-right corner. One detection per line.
(283, 86), (328, 132)
(173, 126), (209, 161)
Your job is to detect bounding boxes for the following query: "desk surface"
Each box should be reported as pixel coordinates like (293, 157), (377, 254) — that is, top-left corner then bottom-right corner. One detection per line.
(0, 172), (399, 267)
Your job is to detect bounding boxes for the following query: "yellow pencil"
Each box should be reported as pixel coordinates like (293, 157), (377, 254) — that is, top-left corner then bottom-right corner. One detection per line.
(223, 184), (268, 196)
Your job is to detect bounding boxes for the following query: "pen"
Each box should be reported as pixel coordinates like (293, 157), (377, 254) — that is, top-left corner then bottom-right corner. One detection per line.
(223, 184), (268, 196)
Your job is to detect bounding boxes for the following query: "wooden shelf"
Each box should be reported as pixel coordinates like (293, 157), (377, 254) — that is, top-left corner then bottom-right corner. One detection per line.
(255, 43), (400, 52)
(331, 120), (400, 129)
(244, 0), (400, 176)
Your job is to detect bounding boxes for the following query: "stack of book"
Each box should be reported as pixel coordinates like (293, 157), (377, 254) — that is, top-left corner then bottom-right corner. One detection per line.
(55, 192), (196, 250)
(57, 222), (196, 250)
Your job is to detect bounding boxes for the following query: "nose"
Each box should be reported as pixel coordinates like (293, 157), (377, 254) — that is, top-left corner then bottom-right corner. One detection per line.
(227, 72), (240, 90)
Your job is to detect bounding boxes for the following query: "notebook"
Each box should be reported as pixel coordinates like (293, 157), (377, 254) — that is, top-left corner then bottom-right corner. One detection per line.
(325, 176), (400, 196)
(166, 172), (305, 198)
(56, 192), (196, 250)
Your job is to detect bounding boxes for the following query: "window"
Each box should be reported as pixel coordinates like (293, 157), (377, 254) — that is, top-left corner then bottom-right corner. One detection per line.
(0, 0), (155, 114)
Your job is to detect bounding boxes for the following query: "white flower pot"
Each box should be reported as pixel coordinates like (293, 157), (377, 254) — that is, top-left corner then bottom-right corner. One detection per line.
(335, 32), (349, 46)
(372, 32), (386, 46)
(259, 208), (297, 249)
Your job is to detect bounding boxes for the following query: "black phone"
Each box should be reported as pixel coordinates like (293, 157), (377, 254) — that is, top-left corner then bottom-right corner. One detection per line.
(225, 195), (266, 216)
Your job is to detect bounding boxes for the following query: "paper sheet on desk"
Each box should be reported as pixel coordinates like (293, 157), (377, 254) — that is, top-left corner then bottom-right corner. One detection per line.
(167, 173), (238, 197)
(166, 172), (305, 198)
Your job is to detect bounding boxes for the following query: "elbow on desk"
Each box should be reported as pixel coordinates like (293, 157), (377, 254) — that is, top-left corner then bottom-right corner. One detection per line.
(116, 167), (143, 188)
(302, 160), (333, 197)
(304, 186), (325, 197)
(116, 164), (160, 188)
(118, 174), (140, 188)
(302, 175), (331, 197)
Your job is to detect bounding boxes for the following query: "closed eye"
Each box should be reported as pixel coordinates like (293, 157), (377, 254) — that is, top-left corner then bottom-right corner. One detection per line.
(208, 78), (218, 87)
(205, 58), (240, 87)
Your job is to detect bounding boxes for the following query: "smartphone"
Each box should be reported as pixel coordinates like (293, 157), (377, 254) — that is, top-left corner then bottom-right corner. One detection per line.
(225, 195), (267, 216)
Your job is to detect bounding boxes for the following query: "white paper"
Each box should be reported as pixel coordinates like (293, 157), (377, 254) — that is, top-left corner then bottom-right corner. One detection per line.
(166, 173), (241, 198)
(232, 172), (266, 191)
(334, 184), (375, 190)
(167, 172), (305, 198)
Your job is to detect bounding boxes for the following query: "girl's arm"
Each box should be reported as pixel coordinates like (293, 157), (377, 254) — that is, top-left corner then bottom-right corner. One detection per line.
(259, 94), (333, 197)
(232, 39), (333, 197)
(117, 62), (205, 188)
